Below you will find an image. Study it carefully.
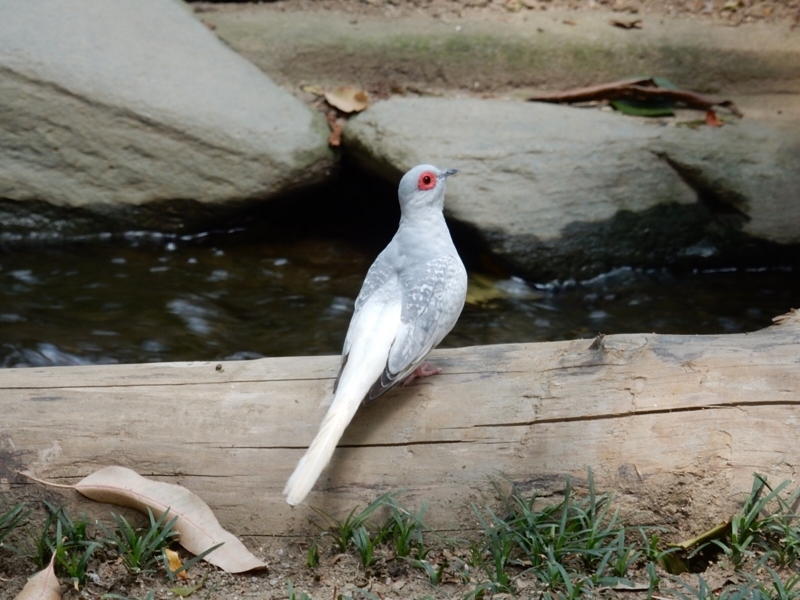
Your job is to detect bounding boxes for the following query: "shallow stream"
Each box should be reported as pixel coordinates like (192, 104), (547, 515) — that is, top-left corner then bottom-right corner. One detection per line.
(1, 225), (797, 368)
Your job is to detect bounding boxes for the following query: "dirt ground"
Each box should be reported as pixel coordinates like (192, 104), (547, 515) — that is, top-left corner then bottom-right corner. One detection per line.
(203, 0), (800, 26)
(0, 471), (781, 600)
(0, 485), (754, 600)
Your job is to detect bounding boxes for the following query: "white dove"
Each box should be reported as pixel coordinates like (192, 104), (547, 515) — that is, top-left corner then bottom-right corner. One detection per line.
(283, 164), (468, 506)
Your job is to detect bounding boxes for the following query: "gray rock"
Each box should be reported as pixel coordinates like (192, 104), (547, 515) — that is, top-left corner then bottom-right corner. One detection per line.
(658, 123), (800, 246)
(344, 97), (799, 279)
(0, 0), (334, 237)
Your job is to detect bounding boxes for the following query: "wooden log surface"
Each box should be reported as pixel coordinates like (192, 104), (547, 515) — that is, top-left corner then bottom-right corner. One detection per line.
(2, 310), (799, 538)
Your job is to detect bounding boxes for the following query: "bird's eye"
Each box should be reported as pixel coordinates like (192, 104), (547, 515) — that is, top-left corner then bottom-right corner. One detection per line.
(417, 172), (437, 190)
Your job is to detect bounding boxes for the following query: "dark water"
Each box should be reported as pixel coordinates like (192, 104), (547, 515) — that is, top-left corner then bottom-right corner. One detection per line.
(1, 228), (797, 368)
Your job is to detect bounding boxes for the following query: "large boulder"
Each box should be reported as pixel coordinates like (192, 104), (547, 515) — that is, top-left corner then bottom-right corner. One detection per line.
(657, 124), (800, 246)
(0, 0), (334, 238)
(344, 97), (800, 279)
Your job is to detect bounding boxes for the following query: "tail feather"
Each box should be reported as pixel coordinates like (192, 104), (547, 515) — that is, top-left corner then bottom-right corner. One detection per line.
(283, 293), (402, 506)
(283, 388), (362, 506)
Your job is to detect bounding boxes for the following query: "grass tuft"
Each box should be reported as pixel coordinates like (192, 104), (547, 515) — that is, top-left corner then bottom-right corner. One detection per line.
(98, 507), (180, 574)
(0, 502), (29, 552)
(309, 491), (396, 556)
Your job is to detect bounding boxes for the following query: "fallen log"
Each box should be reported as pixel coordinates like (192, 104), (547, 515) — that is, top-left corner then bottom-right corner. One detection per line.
(2, 310), (798, 537)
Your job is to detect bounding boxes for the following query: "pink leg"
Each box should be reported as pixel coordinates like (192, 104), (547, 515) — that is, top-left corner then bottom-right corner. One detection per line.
(402, 361), (442, 387)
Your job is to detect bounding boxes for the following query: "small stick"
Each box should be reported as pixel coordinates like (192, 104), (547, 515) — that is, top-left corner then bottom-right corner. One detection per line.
(529, 78), (743, 117)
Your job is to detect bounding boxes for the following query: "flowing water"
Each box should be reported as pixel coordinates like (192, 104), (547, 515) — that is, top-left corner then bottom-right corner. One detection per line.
(1, 226), (797, 368)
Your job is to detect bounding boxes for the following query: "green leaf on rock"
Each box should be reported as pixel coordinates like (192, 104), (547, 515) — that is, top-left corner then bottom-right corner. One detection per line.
(610, 100), (674, 117)
(652, 76), (679, 89)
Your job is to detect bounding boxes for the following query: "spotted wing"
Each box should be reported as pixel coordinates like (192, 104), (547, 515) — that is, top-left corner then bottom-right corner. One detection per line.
(333, 245), (398, 392)
(366, 254), (467, 401)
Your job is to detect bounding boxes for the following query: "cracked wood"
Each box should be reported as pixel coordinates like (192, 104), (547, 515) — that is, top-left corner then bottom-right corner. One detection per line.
(1, 310), (799, 536)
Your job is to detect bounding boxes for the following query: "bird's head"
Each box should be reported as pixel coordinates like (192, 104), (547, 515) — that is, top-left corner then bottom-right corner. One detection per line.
(398, 164), (458, 213)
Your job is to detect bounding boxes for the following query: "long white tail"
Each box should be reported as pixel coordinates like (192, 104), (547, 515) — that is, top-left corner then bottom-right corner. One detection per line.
(283, 295), (401, 506)
(283, 386), (363, 506)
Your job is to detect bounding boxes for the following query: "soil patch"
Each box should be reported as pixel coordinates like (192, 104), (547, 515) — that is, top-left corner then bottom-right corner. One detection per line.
(196, 0), (800, 26)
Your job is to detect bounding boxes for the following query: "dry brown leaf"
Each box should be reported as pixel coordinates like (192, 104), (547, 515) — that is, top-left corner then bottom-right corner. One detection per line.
(610, 18), (643, 29)
(21, 467), (267, 574)
(324, 85), (369, 113)
(326, 113), (343, 147)
(165, 548), (188, 579)
(705, 109), (723, 127)
(14, 554), (60, 600)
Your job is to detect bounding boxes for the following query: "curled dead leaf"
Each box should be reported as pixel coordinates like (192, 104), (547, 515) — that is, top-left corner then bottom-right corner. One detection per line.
(324, 85), (369, 113)
(326, 113), (343, 147)
(21, 467), (267, 574)
(14, 554), (60, 600)
(705, 109), (723, 127)
(610, 18), (643, 29)
(165, 548), (188, 579)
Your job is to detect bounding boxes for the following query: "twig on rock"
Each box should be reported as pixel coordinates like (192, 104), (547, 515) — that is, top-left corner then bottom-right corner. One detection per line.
(528, 78), (743, 117)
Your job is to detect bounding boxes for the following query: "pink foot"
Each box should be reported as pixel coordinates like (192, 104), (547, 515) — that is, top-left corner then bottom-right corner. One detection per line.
(402, 361), (442, 387)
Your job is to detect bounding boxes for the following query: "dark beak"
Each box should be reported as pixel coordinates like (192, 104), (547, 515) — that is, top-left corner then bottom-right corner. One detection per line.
(441, 169), (459, 179)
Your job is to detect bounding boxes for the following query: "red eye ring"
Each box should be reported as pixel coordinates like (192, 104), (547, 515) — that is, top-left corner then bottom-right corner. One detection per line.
(417, 171), (437, 191)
